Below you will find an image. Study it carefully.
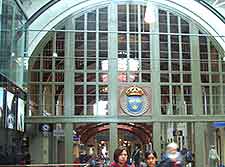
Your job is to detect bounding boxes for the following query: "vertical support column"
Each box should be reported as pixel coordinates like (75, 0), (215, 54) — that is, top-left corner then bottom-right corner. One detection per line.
(108, 1), (118, 160)
(190, 23), (203, 115)
(190, 24), (205, 166)
(15, 26), (25, 86)
(64, 123), (74, 164)
(110, 123), (118, 160)
(30, 135), (45, 163)
(52, 31), (56, 115)
(221, 129), (225, 164)
(42, 136), (49, 163)
(149, 2), (161, 155)
(0, 0), (2, 42)
(50, 32), (56, 163)
(64, 18), (75, 164)
(10, 4), (16, 78)
(153, 122), (161, 153)
(194, 123), (206, 167)
(51, 132), (57, 163)
(39, 50), (43, 115)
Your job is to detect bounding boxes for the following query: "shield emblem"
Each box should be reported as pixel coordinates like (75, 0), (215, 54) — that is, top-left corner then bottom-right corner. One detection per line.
(127, 96), (143, 113)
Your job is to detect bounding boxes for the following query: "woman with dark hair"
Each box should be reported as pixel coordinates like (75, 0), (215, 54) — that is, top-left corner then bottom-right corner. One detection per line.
(109, 146), (132, 167)
(144, 150), (158, 167)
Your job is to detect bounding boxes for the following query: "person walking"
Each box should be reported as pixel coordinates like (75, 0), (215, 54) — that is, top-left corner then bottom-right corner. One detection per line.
(158, 142), (184, 167)
(109, 146), (134, 167)
(144, 150), (158, 167)
(180, 146), (193, 167)
(104, 152), (110, 167)
(132, 145), (141, 167)
(209, 145), (220, 167)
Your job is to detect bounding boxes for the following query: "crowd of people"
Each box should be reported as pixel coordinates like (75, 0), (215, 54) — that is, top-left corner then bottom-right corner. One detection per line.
(70, 140), (223, 167)
(0, 145), (31, 165)
(105, 142), (224, 167)
(81, 142), (199, 167)
(108, 142), (194, 167)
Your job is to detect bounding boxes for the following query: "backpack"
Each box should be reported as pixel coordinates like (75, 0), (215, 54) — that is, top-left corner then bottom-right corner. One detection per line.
(185, 151), (193, 162)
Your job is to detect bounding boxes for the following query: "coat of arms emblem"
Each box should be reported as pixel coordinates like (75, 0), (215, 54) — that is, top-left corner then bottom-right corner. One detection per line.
(126, 86), (144, 113)
(120, 85), (151, 116)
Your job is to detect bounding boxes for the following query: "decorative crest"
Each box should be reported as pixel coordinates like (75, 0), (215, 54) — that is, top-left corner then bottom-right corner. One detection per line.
(126, 85), (144, 96)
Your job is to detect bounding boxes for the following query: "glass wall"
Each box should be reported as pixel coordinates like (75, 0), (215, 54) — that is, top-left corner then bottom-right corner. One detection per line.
(27, 2), (225, 165)
(159, 10), (193, 115)
(29, 5), (225, 117)
(0, 0), (27, 86)
(0, 0), (27, 165)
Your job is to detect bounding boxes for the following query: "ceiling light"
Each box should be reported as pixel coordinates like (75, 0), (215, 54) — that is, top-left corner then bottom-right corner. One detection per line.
(53, 52), (58, 57)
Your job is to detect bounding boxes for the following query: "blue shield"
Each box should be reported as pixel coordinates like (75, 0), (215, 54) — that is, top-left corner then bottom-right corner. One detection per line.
(127, 96), (144, 114)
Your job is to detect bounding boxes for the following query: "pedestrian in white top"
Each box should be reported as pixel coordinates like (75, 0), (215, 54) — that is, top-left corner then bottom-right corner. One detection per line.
(209, 145), (220, 167)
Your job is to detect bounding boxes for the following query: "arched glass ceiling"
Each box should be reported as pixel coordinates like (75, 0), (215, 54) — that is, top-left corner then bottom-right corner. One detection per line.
(19, 0), (53, 18)
(199, 0), (225, 23)
(20, 0), (225, 22)
(26, 0), (225, 57)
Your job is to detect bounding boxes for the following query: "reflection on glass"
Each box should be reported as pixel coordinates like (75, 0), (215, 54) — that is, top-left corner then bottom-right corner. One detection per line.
(101, 58), (139, 82)
(0, 88), (3, 123)
(94, 100), (108, 116)
(17, 98), (25, 132)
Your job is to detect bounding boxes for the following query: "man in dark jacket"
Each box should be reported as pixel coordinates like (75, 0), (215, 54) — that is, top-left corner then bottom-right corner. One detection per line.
(132, 145), (141, 167)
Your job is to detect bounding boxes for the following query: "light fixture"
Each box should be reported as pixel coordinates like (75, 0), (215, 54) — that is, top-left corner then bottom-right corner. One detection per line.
(53, 52), (58, 58)
(11, 52), (15, 57)
(222, 56), (225, 61)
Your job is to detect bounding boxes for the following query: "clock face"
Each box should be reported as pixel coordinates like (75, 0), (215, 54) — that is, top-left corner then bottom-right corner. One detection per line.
(39, 124), (52, 134)
(41, 124), (50, 132)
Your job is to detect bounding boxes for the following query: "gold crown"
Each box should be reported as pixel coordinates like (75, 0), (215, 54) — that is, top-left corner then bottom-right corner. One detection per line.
(126, 86), (144, 96)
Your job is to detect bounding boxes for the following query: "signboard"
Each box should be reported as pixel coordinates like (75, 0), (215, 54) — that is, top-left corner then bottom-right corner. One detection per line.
(53, 129), (64, 136)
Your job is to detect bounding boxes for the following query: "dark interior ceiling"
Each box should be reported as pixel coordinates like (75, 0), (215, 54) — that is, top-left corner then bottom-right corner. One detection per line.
(76, 123), (152, 144)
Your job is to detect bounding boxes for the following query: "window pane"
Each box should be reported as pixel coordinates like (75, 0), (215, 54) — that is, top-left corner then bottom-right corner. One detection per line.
(87, 11), (96, 30)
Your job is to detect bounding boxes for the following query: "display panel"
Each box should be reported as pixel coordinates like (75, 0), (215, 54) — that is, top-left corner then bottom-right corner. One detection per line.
(17, 98), (25, 132)
(5, 91), (17, 129)
(0, 73), (26, 132)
